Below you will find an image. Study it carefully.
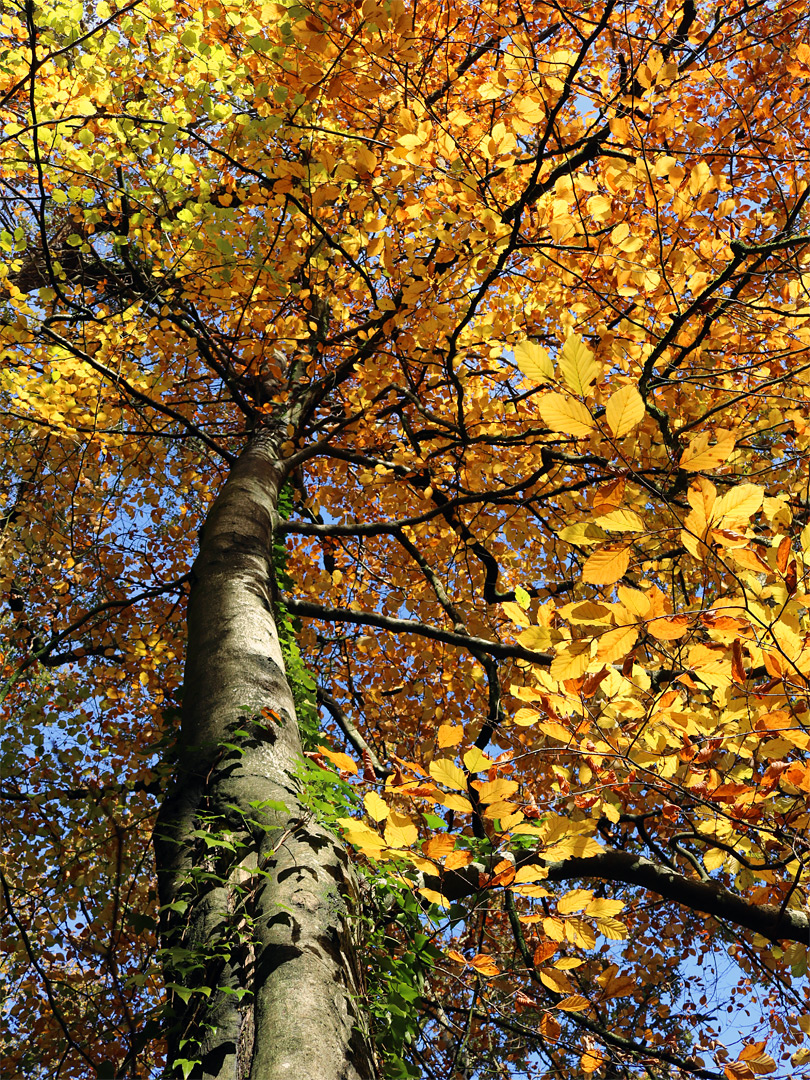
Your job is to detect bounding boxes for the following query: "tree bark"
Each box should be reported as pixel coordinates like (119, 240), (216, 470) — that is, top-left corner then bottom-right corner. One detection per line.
(154, 431), (377, 1080)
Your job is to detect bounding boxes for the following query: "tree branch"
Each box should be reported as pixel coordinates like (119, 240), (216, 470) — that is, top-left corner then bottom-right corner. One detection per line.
(283, 596), (552, 666)
(421, 848), (810, 944)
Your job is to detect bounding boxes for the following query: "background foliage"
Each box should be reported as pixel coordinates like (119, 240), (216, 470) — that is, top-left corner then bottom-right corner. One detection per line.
(3, 0), (810, 1076)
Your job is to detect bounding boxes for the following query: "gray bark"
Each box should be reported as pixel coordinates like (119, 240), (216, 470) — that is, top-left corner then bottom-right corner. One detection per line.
(154, 432), (376, 1080)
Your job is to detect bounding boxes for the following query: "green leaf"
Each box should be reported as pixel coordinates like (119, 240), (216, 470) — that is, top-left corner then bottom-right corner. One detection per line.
(514, 585), (531, 609)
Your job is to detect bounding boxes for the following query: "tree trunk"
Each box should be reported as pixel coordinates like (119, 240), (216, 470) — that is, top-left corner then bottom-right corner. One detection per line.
(154, 431), (377, 1080)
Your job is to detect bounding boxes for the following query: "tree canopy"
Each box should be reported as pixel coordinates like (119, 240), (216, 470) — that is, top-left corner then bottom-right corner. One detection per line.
(3, 0), (810, 1077)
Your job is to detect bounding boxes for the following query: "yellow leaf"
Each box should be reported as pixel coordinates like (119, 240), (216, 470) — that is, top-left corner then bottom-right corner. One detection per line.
(513, 707), (541, 726)
(594, 508), (644, 532)
(550, 640), (591, 681)
(318, 746), (358, 774)
(560, 334), (599, 396)
(384, 810), (418, 848)
(565, 917), (596, 949)
(587, 194), (612, 219)
(686, 476), (717, 525)
(338, 817), (386, 851)
(562, 601), (613, 623)
(543, 916), (567, 941)
(513, 865), (548, 884)
(611, 222), (630, 245)
(463, 747), (492, 772)
(364, 791), (389, 821)
(725, 1063), (756, 1080)
(514, 94), (545, 122)
(540, 1013), (562, 1041)
(617, 585), (651, 617)
(423, 834), (455, 859)
(680, 430), (736, 471)
(539, 968), (574, 994)
(517, 626), (554, 650)
(557, 994), (590, 1012)
(475, 777), (520, 803)
(605, 384), (645, 437)
(585, 897), (625, 917)
(595, 623), (638, 662)
(729, 546), (772, 574)
(514, 339), (554, 383)
(440, 792), (474, 812)
(502, 600), (531, 627)
(437, 724), (463, 748)
(417, 887), (450, 908)
(739, 1043), (777, 1074)
(597, 965), (636, 997)
(540, 393), (594, 436)
(445, 849), (474, 871)
(557, 888), (594, 915)
(713, 483), (764, 526)
(537, 720), (572, 743)
(581, 546), (630, 585)
(557, 522), (608, 545)
(429, 759), (468, 790)
(544, 836), (603, 860)
(354, 145), (378, 173)
(591, 915), (628, 940)
(482, 805), (515, 826)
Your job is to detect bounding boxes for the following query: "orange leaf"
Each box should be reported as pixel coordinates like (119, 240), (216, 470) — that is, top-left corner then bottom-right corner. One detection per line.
(445, 850), (474, 871)
(317, 746), (358, 774)
(422, 834), (455, 859)
(647, 615), (691, 640)
(581, 1049), (605, 1074)
(581, 546), (630, 585)
(437, 724), (463, 748)
(680, 430), (736, 471)
(533, 941), (558, 966)
(470, 954), (500, 976)
(595, 623), (638, 662)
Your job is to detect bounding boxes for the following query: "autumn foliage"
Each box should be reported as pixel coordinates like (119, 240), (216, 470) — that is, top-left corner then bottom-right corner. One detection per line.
(3, 0), (810, 1076)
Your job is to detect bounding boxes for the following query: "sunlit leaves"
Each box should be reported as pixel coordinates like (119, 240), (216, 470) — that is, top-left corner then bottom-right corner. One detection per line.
(580, 545), (630, 585)
(714, 483), (764, 526)
(513, 339), (553, 384)
(604, 384), (645, 437)
(428, 759), (467, 790)
(384, 810), (418, 848)
(8, 0), (810, 1075)
(364, 791), (389, 821)
(559, 335), (599, 396)
(539, 394), (594, 436)
(680, 430), (737, 471)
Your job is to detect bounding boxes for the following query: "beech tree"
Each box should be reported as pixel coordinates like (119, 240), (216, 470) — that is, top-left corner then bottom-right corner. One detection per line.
(4, 0), (810, 1077)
